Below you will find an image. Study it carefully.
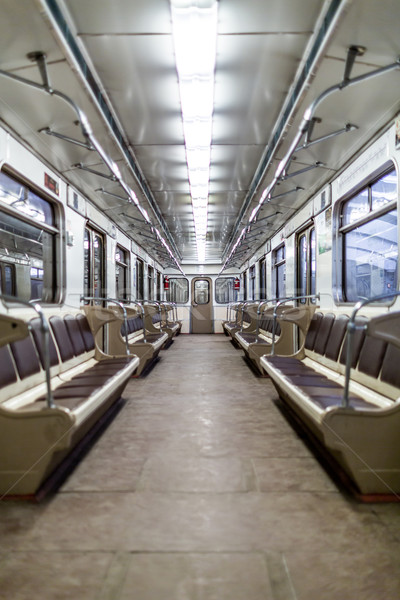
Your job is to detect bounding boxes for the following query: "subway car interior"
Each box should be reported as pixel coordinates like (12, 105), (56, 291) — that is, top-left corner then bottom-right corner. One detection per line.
(0, 0), (400, 597)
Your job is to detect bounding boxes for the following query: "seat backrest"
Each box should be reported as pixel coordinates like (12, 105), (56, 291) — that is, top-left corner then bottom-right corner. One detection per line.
(76, 314), (96, 351)
(0, 345), (18, 388)
(10, 333), (41, 380)
(380, 344), (400, 388)
(304, 312), (323, 350)
(312, 313), (335, 355)
(30, 317), (59, 368)
(64, 314), (87, 356)
(49, 316), (75, 362)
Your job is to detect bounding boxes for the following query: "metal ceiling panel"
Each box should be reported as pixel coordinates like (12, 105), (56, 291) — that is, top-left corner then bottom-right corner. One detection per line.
(63, 0), (173, 35)
(80, 35), (182, 146)
(218, 0), (324, 34)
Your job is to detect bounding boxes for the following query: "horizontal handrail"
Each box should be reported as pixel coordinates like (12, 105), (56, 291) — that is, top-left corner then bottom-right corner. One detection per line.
(342, 290), (400, 408)
(0, 294), (55, 408)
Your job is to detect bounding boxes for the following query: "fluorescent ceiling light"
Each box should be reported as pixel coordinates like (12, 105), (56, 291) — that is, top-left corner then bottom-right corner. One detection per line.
(171, 0), (218, 262)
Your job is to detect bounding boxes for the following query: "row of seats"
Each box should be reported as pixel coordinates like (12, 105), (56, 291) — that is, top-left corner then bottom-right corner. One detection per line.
(259, 309), (400, 496)
(0, 300), (182, 497)
(224, 301), (400, 497)
(223, 301), (309, 375)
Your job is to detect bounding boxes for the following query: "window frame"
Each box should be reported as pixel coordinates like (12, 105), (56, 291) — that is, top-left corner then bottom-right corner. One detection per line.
(0, 169), (61, 303)
(336, 164), (398, 304)
(215, 277), (237, 304)
(166, 277), (189, 304)
(115, 244), (130, 302)
(272, 243), (286, 300)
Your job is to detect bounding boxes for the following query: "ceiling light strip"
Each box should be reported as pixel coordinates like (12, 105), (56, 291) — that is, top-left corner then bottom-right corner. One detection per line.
(171, 0), (218, 263)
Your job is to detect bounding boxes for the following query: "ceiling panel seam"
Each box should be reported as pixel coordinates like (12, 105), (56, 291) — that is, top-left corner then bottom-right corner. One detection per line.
(41, 0), (181, 259)
(222, 0), (345, 261)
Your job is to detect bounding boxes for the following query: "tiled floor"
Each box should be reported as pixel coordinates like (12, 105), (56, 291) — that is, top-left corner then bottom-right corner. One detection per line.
(0, 334), (399, 599)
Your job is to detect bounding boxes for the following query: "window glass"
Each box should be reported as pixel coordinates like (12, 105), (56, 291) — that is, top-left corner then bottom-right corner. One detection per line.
(116, 245), (129, 301)
(343, 209), (397, 301)
(215, 277), (236, 303)
(342, 189), (369, 226)
(0, 172), (58, 302)
(0, 263), (16, 296)
(84, 227), (105, 304)
(249, 265), (255, 300)
(136, 258), (144, 300)
(156, 271), (162, 300)
(310, 228), (316, 298)
(259, 258), (266, 300)
(273, 244), (286, 299)
(371, 170), (397, 212)
(167, 278), (189, 303)
(298, 233), (307, 299)
(148, 265), (154, 300)
(0, 172), (54, 226)
(243, 270), (247, 300)
(194, 279), (209, 305)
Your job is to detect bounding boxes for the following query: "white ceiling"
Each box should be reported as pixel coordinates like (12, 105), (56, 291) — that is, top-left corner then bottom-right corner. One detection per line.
(0, 0), (399, 268)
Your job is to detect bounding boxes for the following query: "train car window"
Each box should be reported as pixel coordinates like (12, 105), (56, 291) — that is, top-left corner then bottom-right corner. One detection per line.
(242, 270), (247, 300)
(0, 171), (59, 302)
(272, 244), (286, 299)
(310, 228), (316, 298)
(249, 265), (255, 300)
(297, 227), (316, 303)
(84, 226), (105, 303)
(156, 270), (162, 300)
(0, 262), (16, 296)
(167, 277), (189, 304)
(136, 258), (144, 300)
(115, 245), (129, 301)
(340, 167), (397, 302)
(148, 265), (154, 300)
(215, 277), (236, 303)
(194, 279), (209, 305)
(259, 257), (267, 300)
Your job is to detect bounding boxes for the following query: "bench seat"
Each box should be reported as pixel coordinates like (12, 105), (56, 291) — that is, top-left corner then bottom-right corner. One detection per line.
(261, 310), (400, 496)
(0, 310), (139, 497)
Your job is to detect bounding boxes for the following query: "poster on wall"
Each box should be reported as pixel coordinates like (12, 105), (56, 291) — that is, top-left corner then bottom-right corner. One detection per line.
(316, 206), (332, 255)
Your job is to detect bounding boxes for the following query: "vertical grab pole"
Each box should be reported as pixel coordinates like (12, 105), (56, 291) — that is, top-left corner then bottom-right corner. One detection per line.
(342, 290), (400, 407)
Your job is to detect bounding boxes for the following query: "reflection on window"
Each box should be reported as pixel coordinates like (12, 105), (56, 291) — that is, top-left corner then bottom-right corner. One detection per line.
(273, 244), (286, 299)
(340, 167), (397, 302)
(343, 209), (397, 301)
(297, 228), (316, 303)
(116, 245), (129, 301)
(215, 277), (236, 303)
(194, 279), (209, 305)
(167, 278), (189, 304)
(136, 258), (144, 300)
(0, 171), (58, 302)
(259, 258), (267, 300)
(84, 227), (104, 304)
(0, 262), (16, 296)
(249, 265), (255, 300)
(148, 265), (154, 300)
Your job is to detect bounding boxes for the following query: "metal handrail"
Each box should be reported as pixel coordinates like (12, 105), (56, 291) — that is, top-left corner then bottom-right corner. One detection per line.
(0, 294), (54, 408)
(254, 298), (275, 340)
(80, 295), (132, 355)
(271, 293), (320, 355)
(124, 300), (147, 344)
(342, 290), (400, 408)
(240, 301), (257, 332)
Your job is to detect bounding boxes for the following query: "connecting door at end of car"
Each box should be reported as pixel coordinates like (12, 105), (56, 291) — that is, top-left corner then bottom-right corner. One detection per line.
(191, 277), (213, 333)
